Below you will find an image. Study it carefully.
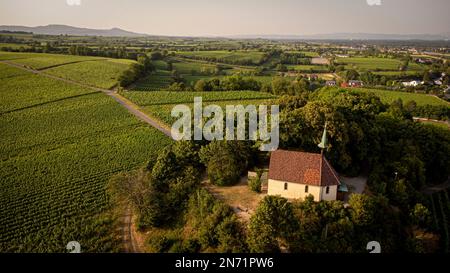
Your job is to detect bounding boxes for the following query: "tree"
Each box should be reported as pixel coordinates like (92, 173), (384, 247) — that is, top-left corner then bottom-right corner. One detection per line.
(247, 196), (299, 252)
(344, 69), (360, 81)
(423, 71), (431, 83)
(199, 141), (252, 186)
(410, 203), (431, 227)
(348, 194), (376, 227)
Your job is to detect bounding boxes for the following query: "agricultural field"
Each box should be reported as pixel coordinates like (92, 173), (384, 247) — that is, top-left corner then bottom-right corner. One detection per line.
(372, 71), (423, 76)
(0, 43), (31, 49)
(132, 70), (172, 91)
(287, 64), (329, 72)
(323, 87), (450, 107)
(0, 64), (172, 252)
(429, 189), (450, 252)
(177, 50), (266, 65)
(3, 52), (105, 70)
(336, 57), (404, 71)
(120, 90), (277, 125)
(172, 60), (216, 74)
(45, 59), (135, 89)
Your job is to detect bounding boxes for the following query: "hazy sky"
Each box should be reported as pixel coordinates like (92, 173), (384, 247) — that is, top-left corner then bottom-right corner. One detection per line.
(1, 0), (449, 36)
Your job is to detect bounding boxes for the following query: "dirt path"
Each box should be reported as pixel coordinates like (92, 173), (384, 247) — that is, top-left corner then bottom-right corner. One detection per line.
(121, 206), (139, 253)
(0, 60), (173, 138)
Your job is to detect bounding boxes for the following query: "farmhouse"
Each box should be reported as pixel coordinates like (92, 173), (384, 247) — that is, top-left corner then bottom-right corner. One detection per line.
(402, 80), (422, 87)
(348, 80), (364, 87)
(267, 150), (340, 201)
(325, 80), (337, 86)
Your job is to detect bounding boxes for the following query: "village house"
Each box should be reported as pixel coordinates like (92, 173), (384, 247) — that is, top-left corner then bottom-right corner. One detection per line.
(325, 80), (337, 86)
(402, 80), (422, 87)
(341, 80), (364, 88)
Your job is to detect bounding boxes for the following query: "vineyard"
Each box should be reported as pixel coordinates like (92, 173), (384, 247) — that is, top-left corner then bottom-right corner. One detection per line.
(0, 65), (172, 252)
(336, 57), (404, 71)
(45, 59), (135, 89)
(429, 189), (450, 252)
(3, 53), (105, 70)
(120, 90), (277, 125)
(176, 50), (266, 65)
(132, 71), (172, 91)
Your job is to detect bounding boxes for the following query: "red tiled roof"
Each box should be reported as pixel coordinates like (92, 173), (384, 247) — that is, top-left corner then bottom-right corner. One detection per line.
(268, 150), (340, 187)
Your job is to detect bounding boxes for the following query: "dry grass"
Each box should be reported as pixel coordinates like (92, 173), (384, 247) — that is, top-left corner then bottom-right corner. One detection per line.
(203, 176), (267, 222)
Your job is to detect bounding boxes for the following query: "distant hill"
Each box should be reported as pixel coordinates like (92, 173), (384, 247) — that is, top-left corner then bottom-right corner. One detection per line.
(226, 33), (450, 41)
(0, 24), (147, 37)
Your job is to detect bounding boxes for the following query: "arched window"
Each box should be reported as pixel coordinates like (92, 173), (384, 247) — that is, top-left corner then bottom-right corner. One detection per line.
(326, 186), (330, 194)
(284, 183), (288, 190)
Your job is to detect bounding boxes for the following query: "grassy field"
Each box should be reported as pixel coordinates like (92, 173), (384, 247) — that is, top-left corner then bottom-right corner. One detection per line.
(0, 64), (172, 252)
(120, 90), (276, 125)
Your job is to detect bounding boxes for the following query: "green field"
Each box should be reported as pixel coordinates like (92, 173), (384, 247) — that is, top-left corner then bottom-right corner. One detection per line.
(0, 43), (31, 49)
(121, 90), (277, 125)
(177, 50), (266, 65)
(372, 71), (423, 76)
(132, 70), (172, 91)
(322, 87), (449, 107)
(287, 64), (329, 72)
(2, 52), (105, 70)
(45, 59), (135, 89)
(336, 57), (403, 71)
(0, 63), (172, 252)
(172, 61), (216, 74)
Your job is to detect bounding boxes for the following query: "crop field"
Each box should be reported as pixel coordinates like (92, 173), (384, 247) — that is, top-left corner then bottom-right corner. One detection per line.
(177, 50), (266, 65)
(132, 70), (172, 91)
(287, 64), (329, 72)
(172, 61), (216, 74)
(336, 57), (404, 71)
(0, 43), (31, 49)
(4, 52), (105, 70)
(120, 90), (277, 125)
(332, 87), (449, 107)
(429, 189), (450, 252)
(153, 60), (168, 70)
(45, 59), (135, 89)
(0, 65), (172, 252)
(372, 71), (423, 76)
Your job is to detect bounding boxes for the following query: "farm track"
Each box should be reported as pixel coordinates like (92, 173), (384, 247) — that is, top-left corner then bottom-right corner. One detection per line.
(1, 60), (173, 253)
(0, 60), (173, 138)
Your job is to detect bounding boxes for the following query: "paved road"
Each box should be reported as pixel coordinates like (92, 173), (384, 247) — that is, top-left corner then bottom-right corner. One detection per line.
(0, 60), (173, 138)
